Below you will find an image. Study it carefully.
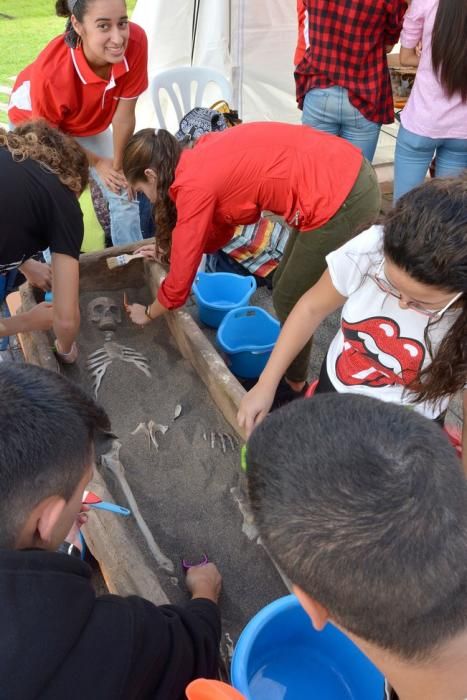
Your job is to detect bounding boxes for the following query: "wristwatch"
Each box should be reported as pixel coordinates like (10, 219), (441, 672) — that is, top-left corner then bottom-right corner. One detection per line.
(145, 304), (154, 320)
(57, 541), (81, 558)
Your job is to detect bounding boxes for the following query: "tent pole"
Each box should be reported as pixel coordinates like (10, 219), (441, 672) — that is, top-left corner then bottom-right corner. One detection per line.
(230, 0), (244, 117)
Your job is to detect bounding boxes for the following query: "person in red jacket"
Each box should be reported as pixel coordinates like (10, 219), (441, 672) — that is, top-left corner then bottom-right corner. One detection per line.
(122, 122), (381, 400)
(9, 0), (148, 246)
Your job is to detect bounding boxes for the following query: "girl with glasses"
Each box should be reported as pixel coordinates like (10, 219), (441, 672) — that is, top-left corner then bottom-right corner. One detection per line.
(238, 177), (466, 474)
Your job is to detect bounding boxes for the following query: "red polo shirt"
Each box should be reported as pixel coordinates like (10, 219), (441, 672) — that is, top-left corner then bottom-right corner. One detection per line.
(158, 122), (363, 310)
(8, 22), (148, 136)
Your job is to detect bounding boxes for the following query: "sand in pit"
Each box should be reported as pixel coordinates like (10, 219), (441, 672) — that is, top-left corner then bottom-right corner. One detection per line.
(64, 288), (286, 643)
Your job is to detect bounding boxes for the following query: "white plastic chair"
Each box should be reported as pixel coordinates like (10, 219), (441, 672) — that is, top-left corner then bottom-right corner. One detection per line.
(149, 66), (233, 130)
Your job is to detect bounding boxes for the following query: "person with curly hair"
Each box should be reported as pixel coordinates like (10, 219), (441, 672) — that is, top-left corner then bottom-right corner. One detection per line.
(0, 120), (88, 362)
(238, 177), (467, 474)
(8, 0), (148, 246)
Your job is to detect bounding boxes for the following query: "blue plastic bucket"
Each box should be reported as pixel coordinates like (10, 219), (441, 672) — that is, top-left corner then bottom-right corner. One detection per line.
(231, 595), (384, 700)
(192, 272), (256, 329)
(216, 306), (280, 379)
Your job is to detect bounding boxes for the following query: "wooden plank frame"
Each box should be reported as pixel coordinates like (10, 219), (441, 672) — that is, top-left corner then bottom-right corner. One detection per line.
(14, 240), (248, 599)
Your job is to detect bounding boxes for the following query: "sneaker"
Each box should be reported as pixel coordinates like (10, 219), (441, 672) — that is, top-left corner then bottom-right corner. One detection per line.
(271, 378), (309, 411)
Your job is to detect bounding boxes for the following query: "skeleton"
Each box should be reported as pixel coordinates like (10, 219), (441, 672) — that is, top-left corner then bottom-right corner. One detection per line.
(101, 440), (174, 572)
(131, 421), (168, 451)
(231, 486), (258, 541)
(204, 431), (238, 453)
(86, 297), (151, 397)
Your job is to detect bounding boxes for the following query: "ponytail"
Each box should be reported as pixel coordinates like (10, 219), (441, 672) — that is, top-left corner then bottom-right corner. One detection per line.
(123, 129), (183, 256)
(55, 0), (91, 48)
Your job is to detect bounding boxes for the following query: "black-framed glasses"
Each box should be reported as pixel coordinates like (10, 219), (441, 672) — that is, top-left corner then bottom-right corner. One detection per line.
(370, 260), (462, 319)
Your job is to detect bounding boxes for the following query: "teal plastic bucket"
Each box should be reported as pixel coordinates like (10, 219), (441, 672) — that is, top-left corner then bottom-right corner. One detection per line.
(216, 306), (280, 378)
(192, 272), (256, 328)
(231, 595), (384, 700)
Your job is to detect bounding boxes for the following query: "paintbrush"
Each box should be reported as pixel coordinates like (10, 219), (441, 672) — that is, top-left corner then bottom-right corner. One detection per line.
(106, 253), (144, 270)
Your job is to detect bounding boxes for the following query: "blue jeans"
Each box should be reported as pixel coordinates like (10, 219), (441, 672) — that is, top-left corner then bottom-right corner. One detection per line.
(90, 168), (142, 246)
(76, 130), (142, 247)
(394, 124), (467, 200)
(138, 194), (156, 239)
(302, 86), (381, 162)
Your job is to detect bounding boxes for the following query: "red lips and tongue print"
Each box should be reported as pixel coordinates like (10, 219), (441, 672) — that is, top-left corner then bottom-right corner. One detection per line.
(336, 317), (425, 387)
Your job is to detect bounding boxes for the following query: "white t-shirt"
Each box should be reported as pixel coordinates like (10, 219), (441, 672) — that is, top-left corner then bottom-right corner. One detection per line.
(325, 226), (459, 420)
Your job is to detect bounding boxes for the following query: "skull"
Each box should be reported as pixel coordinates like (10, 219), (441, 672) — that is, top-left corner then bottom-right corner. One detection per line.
(87, 297), (122, 332)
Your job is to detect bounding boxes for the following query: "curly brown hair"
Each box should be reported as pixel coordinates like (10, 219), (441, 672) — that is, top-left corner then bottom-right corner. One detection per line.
(383, 177), (467, 405)
(123, 128), (183, 257)
(0, 120), (88, 195)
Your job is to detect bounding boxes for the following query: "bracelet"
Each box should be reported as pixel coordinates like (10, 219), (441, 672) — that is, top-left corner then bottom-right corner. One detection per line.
(57, 541), (81, 558)
(145, 305), (154, 320)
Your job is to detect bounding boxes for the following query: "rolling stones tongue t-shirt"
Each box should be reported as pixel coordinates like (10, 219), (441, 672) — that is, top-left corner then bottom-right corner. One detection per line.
(325, 225), (459, 420)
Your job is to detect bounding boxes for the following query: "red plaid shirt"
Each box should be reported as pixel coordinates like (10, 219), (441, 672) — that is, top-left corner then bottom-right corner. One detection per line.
(295, 0), (407, 124)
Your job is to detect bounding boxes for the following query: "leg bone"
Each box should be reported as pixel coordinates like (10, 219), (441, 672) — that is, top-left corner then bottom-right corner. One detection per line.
(101, 440), (174, 572)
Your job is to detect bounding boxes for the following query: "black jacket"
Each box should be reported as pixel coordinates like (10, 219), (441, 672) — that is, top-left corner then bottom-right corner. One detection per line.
(0, 549), (221, 699)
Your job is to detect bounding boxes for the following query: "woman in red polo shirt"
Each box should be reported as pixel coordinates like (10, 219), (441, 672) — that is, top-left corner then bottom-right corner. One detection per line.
(8, 0), (148, 247)
(122, 122), (381, 400)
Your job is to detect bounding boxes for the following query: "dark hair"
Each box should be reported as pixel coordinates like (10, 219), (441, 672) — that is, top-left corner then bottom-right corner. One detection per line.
(0, 119), (89, 194)
(247, 395), (467, 661)
(56, 0), (97, 48)
(0, 364), (110, 548)
(432, 0), (467, 101)
(123, 128), (183, 256)
(383, 177), (467, 405)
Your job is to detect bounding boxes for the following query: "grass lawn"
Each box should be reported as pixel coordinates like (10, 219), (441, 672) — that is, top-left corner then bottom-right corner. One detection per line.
(0, 0), (137, 251)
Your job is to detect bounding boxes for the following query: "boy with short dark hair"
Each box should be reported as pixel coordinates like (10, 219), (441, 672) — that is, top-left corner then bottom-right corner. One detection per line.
(247, 394), (467, 700)
(0, 364), (221, 699)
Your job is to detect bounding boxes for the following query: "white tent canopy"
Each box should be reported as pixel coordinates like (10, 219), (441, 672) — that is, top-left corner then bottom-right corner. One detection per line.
(132, 0), (300, 128)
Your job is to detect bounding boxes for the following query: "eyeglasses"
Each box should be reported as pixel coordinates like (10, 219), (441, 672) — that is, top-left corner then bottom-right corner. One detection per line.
(371, 260), (463, 319)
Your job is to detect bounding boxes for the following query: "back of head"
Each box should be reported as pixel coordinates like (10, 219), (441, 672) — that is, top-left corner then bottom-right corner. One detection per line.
(0, 364), (110, 549)
(247, 395), (467, 661)
(0, 119), (88, 195)
(383, 177), (467, 293)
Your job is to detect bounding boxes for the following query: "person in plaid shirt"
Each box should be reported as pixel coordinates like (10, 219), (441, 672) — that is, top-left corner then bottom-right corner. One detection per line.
(295, 0), (407, 161)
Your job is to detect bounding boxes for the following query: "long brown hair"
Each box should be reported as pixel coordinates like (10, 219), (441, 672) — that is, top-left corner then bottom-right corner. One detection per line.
(383, 177), (467, 405)
(123, 128), (183, 256)
(432, 0), (467, 101)
(0, 119), (88, 194)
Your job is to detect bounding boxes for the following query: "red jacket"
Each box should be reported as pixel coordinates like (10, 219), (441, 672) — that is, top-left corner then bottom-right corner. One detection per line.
(158, 122), (362, 309)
